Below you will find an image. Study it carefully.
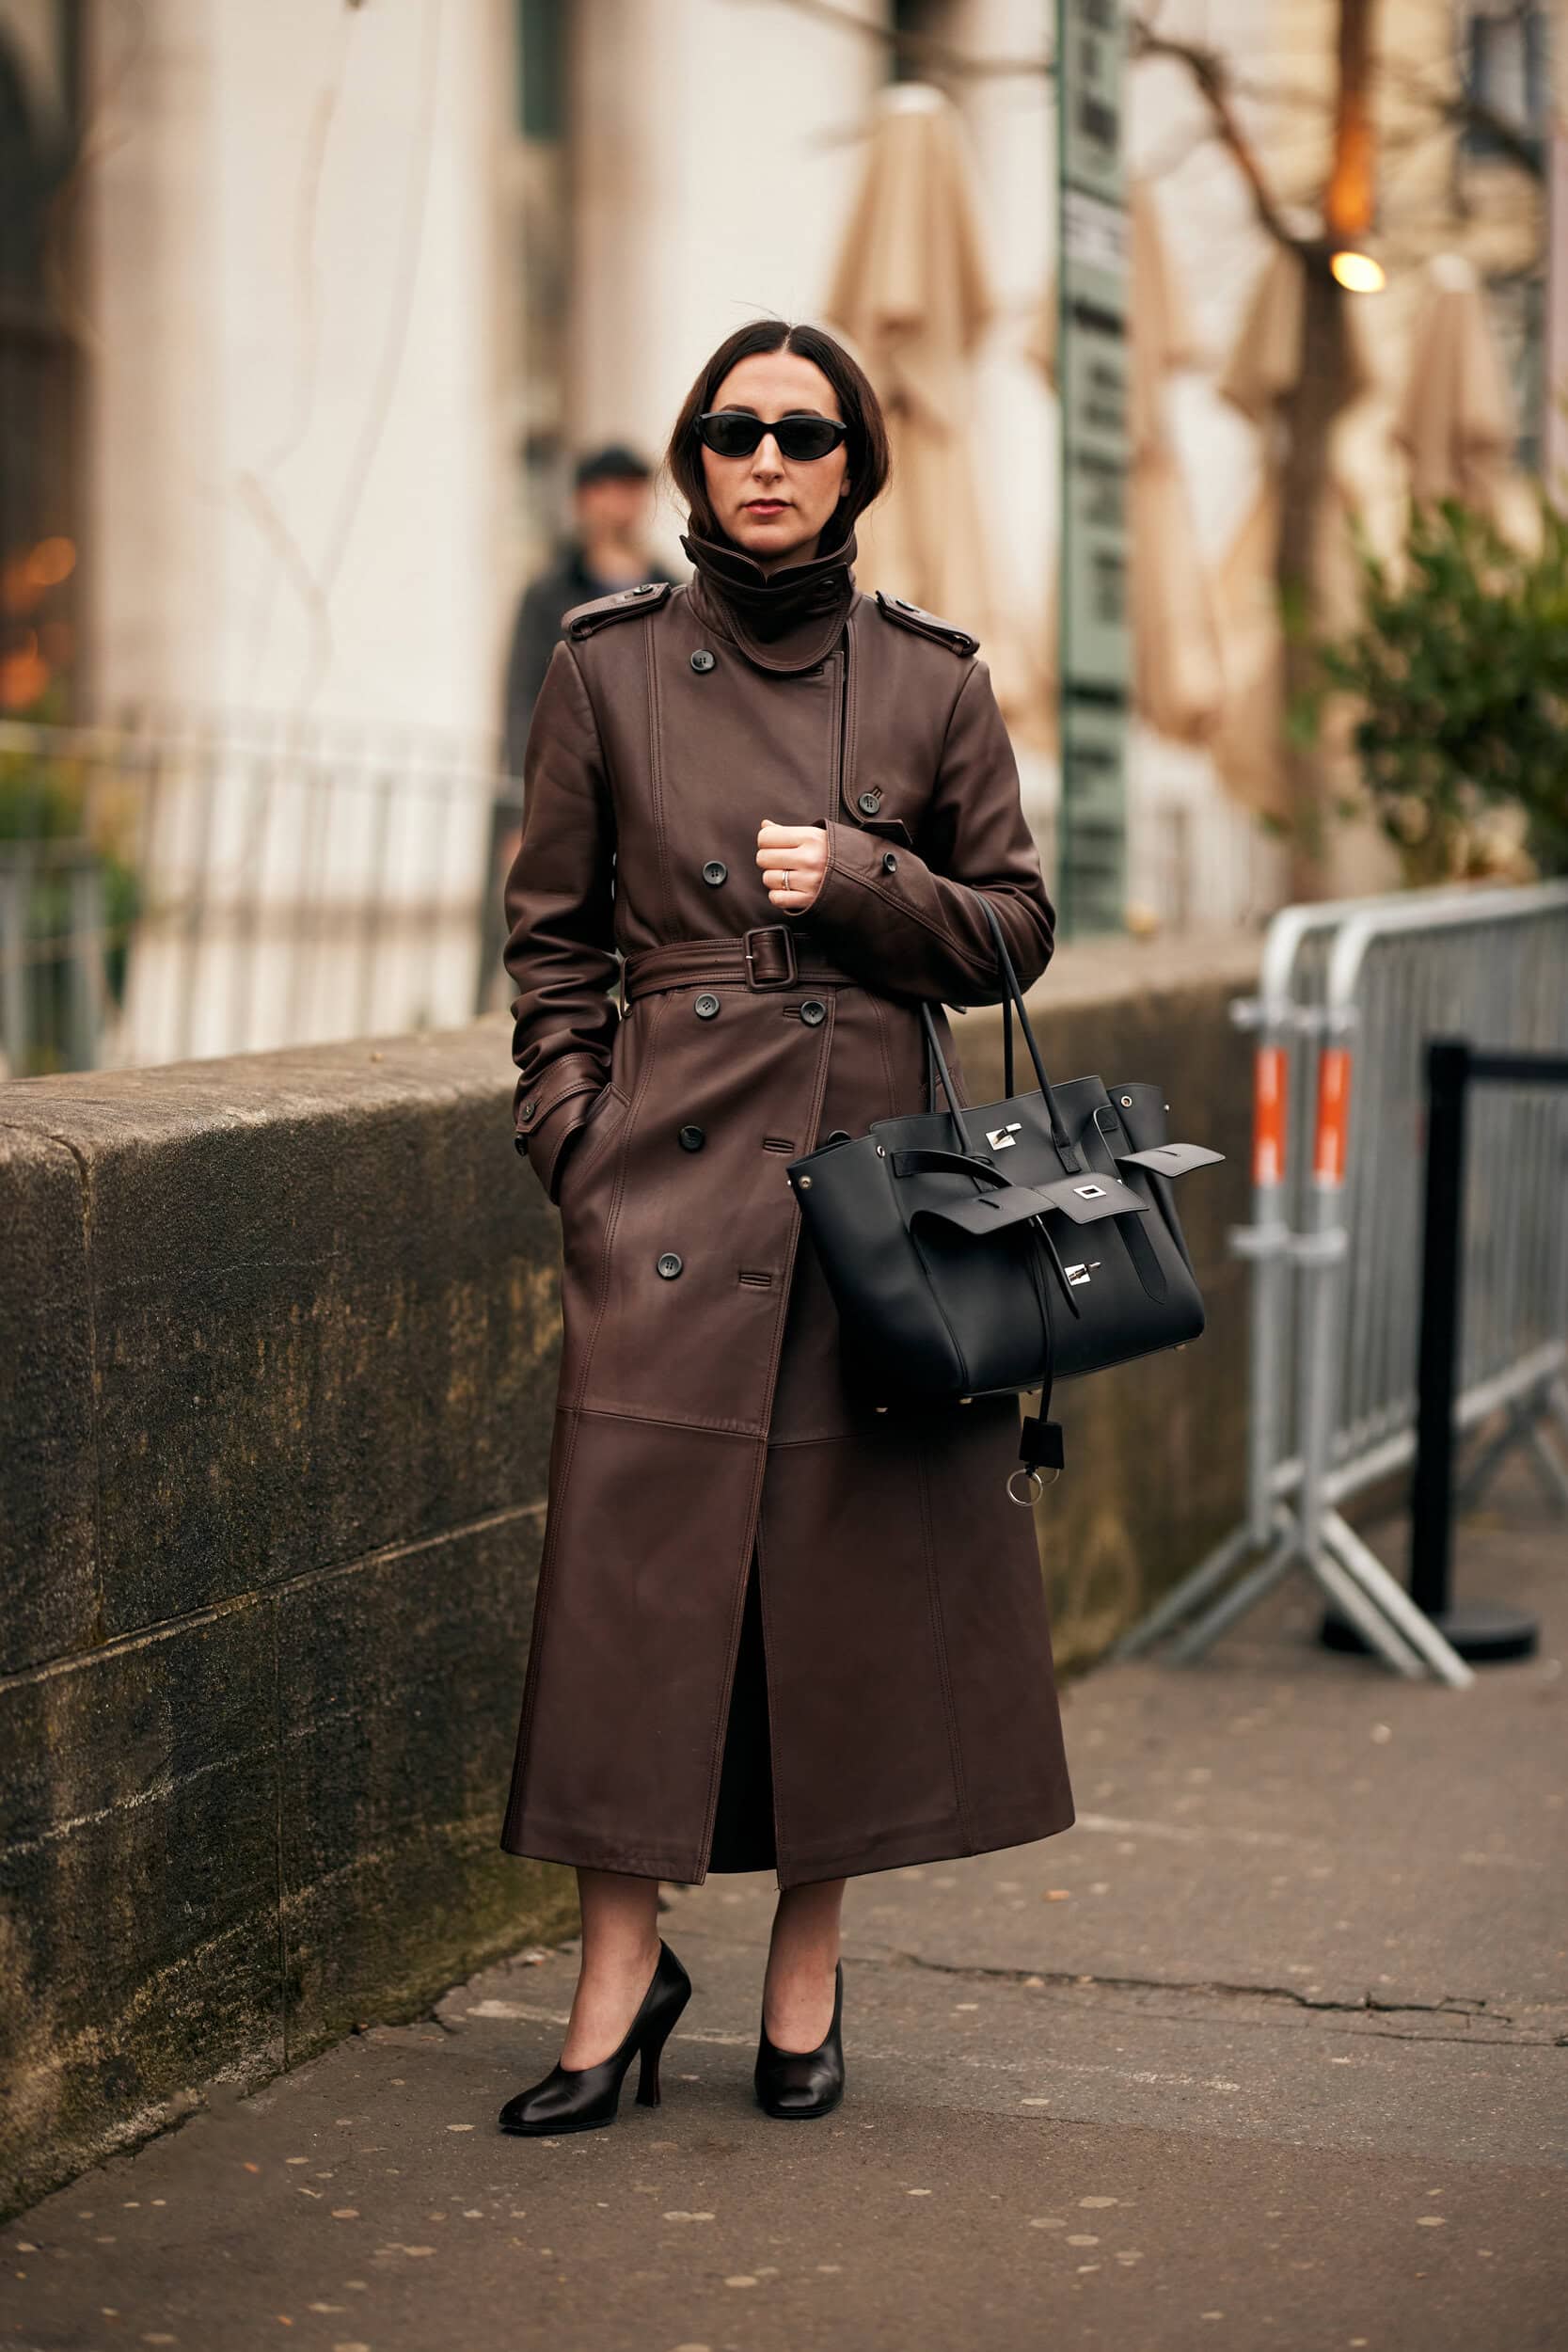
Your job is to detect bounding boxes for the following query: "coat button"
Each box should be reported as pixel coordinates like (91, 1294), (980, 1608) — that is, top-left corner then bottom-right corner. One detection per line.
(678, 1123), (705, 1151)
(520, 1099), (536, 1120)
(800, 998), (827, 1025)
(857, 788), (881, 814)
(690, 649), (716, 674)
(694, 992), (721, 1019)
(657, 1251), (684, 1279)
(881, 850), (898, 873)
(702, 859), (727, 885)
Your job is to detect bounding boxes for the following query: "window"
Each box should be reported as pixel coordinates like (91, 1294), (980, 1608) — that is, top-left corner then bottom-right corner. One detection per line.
(1461, 4), (1547, 162)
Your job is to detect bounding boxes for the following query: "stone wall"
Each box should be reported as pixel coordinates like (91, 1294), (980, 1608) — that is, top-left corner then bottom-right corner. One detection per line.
(0, 935), (1259, 2212)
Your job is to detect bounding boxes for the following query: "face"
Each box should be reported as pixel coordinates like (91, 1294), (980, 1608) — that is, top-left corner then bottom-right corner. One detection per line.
(575, 475), (652, 538)
(698, 349), (852, 570)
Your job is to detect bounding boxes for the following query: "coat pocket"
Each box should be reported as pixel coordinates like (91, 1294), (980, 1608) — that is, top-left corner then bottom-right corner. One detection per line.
(555, 1080), (630, 1210)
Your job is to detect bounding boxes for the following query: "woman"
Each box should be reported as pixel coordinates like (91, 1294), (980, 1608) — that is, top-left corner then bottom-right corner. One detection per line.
(495, 319), (1075, 2136)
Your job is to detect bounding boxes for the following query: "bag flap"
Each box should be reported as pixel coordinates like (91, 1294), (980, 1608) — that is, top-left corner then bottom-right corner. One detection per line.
(911, 1184), (1060, 1240)
(912, 1172), (1148, 1238)
(1116, 1142), (1226, 1179)
(1031, 1171), (1150, 1224)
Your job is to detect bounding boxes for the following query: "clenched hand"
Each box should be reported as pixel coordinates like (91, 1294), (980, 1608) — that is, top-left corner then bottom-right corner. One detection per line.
(756, 818), (829, 915)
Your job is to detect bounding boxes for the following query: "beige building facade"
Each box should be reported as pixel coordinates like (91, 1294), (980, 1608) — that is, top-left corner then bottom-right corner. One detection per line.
(0, 0), (1557, 1059)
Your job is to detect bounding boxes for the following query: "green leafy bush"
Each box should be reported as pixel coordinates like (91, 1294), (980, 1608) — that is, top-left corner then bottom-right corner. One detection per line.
(1300, 494), (1568, 884)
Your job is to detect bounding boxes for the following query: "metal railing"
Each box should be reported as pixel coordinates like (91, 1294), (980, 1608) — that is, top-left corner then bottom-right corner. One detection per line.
(1117, 880), (1568, 1684)
(0, 712), (522, 1076)
(3, 713), (1285, 1081)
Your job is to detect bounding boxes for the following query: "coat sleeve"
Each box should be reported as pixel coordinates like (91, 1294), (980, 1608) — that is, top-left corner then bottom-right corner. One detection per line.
(500, 637), (620, 1203)
(795, 655), (1055, 1004)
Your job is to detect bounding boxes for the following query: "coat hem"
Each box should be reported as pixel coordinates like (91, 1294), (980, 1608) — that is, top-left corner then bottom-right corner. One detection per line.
(499, 1799), (1076, 1890)
(774, 1800), (1076, 1888)
(499, 1815), (696, 1883)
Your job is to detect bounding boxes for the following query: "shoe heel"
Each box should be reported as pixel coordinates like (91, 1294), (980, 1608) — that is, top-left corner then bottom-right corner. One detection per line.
(634, 1977), (689, 2108)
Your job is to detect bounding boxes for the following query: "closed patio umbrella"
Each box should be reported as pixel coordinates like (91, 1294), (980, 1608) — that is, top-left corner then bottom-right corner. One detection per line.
(1395, 252), (1525, 531)
(822, 83), (1047, 735)
(1125, 181), (1224, 745)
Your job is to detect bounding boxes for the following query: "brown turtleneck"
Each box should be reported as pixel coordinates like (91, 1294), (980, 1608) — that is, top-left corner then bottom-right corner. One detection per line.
(680, 519), (858, 675)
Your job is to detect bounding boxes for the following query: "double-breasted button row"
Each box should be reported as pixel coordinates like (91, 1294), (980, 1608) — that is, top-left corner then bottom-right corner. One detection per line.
(692, 990), (826, 1025)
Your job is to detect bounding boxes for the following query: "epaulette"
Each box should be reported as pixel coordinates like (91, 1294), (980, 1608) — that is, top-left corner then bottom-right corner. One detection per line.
(873, 588), (979, 657)
(564, 580), (673, 640)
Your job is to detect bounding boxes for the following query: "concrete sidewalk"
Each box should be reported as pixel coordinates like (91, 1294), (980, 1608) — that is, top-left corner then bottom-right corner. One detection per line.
(5, 1462), (1564, 2352)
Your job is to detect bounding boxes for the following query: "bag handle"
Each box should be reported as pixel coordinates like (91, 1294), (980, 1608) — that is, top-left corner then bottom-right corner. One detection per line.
(922, 894), (1079, 1167)
(920, 1001), (971, 1154)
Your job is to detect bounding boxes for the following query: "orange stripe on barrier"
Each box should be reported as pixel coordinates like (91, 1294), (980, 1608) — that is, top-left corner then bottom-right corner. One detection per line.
(1252, 1045), (1287, 1188)
(1313, 1046), (1352, 1185)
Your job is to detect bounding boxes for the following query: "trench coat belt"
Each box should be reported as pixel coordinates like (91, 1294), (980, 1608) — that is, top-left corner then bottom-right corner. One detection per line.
(619, 925), (871, 1005)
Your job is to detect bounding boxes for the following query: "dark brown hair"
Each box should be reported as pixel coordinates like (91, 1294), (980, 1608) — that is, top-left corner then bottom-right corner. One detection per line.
(661, 318), (892, 552)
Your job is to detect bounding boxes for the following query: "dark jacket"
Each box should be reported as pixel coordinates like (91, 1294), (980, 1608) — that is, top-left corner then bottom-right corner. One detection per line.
(497, 524), (1076, 1887)
(500, 539), (677, 777)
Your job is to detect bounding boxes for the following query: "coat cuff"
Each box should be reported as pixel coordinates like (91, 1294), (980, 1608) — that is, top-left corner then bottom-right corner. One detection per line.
(514, 1052), (609, 1203)
(795, 820), (994, 996)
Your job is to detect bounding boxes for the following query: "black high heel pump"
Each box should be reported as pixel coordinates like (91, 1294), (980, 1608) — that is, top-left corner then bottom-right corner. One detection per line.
(498, 1940), (691, 2136)
(754, 1960), (845, 2120)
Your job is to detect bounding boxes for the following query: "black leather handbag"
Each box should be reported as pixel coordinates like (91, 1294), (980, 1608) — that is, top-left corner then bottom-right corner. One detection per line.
(785, 896), (1225, 1502)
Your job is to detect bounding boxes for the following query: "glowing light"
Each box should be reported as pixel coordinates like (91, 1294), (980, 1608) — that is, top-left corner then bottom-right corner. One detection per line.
(0, 646), (51, 709)
(1330, 249), (1386, 294)
(28, 537), (77, 588)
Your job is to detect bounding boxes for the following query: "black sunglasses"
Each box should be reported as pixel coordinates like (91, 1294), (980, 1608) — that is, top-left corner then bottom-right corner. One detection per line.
(695, 409), (849, 462)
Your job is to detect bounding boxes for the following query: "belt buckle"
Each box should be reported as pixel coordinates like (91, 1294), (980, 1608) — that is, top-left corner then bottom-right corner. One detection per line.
(742, 924), (798, 990)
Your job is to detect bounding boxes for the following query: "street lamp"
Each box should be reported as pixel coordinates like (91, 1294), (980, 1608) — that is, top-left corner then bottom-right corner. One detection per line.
(1329, 247), (1386, 293)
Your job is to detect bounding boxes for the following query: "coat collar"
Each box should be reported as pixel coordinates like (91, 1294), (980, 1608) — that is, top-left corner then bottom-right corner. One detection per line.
(680, 519), (858, 675)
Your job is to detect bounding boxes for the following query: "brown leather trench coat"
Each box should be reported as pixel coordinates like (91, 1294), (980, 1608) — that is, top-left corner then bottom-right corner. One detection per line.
(498, 539), (1076, 1887)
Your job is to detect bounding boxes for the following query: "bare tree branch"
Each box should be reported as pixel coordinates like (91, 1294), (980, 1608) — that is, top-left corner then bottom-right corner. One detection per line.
(1377, 53), (1545, 183)
(1132, 4), (1544, 276)
(1129, 17), (1303, 250)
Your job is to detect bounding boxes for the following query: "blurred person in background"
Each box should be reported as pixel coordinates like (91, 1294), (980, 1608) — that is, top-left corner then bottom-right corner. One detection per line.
(500, 442), (674, 779)
(495, 320), (1074, 2139)
(479, 445), (675, 1006)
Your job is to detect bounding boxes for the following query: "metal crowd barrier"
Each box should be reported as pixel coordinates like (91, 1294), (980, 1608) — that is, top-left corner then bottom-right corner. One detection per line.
(1116, 881), (1568, 1685)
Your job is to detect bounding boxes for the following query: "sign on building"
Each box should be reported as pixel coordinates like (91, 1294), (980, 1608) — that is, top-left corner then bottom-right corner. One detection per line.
(1056, 0), (1129, 937)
